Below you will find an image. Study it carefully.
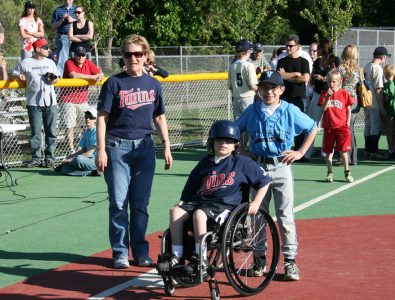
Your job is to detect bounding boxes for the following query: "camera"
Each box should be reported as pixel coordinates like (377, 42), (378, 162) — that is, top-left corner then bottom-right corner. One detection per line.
(45, 72), (58, 81)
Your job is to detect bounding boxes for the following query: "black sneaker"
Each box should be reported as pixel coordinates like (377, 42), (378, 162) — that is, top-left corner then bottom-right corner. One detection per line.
(252, 256), (267, 277)
(183, 253), (208, 276)
(53, 164), (62, 172)
(43, 160), (55, 168)
(156, 254), (181, 272)
(90, 170), (103, 176)
(24, 160), (42, 168)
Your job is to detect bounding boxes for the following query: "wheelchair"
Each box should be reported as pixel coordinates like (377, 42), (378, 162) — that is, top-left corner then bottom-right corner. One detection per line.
(156, 202), (280, 300)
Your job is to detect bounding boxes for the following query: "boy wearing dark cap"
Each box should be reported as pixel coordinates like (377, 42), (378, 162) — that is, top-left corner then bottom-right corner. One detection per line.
(12, 38), (60, 168)
(249, 42), (271, 75)
(236, 70), (317, 281)
(363, 46), (391, 160)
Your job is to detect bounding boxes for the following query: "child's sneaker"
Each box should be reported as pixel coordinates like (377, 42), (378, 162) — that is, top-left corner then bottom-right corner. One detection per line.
(113, 256), (130, 269)
(326, 172), (334, 182)
(345, 170), (354, 183)
(156, 254), (181, 272)
(252, 256), (267, 277)
(284, 260), (300, 281)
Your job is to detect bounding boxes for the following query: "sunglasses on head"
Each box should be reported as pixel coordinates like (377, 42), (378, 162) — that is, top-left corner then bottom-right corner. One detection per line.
(123, 51), (144, 59)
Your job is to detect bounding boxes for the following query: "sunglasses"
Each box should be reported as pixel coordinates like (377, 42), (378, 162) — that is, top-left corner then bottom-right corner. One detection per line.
(40, 45), (49, 50)
(309, 49), (318, 52)
(75, 11), (83, 14)
(123, 51), (144, 59)
(286, 44), (297, 48)
(85, 115), (96, 120)
(76, 53), (86, 57)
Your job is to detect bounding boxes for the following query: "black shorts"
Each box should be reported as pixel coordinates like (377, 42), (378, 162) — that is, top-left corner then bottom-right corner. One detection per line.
(178, 201), (237, 225)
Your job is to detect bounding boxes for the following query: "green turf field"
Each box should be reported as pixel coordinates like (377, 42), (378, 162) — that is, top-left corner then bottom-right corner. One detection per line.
(1, 130), (394, 288)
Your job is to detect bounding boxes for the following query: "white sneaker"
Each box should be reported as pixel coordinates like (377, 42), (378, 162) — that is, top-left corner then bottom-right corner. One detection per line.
(114, 257), (130, 269)
(326, 172), (334, 182)
(284, 261), (300, 281)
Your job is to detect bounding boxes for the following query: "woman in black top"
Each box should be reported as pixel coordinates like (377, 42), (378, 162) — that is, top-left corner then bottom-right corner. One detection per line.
(305, 38), (340, 159)
(68, 6), (93, 58)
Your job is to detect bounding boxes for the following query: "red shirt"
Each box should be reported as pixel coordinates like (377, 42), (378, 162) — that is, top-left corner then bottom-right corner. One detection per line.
(60, 59), (101, 103)
(318, 88), (355, 129)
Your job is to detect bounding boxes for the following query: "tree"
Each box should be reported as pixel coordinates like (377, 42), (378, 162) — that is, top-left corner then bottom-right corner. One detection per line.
(299, 0), (357, 41)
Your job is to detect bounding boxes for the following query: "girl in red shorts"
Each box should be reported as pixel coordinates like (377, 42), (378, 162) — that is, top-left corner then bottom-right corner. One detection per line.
(318, 69), (356, 183)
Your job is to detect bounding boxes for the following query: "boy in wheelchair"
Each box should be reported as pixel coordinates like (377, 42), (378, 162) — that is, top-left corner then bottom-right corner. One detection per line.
(157, 120), (271, 276)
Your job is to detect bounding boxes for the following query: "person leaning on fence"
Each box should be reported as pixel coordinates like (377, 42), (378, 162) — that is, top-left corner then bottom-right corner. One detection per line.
(156, 120), (271, 276)
(12, 38), (60, 168)
(18, 1), (44, 60)
(318, 70), (355, 183)
(54, 106), (101, 176)
(61, 45), (104, 154)
(363, 46), (391, 160)
(383, 64), (395, 159)
(236, 70), (318, 281)
(96, 34), (173, 269)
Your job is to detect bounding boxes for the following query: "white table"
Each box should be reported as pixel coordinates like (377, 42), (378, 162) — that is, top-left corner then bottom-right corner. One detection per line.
(0, 124), (28, 186)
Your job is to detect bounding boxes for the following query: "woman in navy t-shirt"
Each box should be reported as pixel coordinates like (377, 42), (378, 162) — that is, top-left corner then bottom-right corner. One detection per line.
(96, 34), (173, 269)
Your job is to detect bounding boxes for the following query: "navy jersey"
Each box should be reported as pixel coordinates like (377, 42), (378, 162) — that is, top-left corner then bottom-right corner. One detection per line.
(98, 72), (166, 140)
(181, 154), (271, 206)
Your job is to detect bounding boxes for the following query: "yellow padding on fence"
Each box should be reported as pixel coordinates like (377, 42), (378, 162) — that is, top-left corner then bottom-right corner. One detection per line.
(0, 73), (228, 89)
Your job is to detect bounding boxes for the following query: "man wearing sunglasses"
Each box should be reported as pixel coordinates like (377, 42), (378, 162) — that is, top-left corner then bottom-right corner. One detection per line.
(12, 38), (61, 168)
(52, 0), (76, 76)
(61, 46), (104, 153)
(276, 34), (311, 153)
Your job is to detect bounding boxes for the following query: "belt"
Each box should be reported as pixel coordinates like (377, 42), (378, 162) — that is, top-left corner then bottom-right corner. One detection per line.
(258, 155), (285, 165)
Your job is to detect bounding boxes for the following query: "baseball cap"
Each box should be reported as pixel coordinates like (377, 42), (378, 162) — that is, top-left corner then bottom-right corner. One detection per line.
(235, 39), (254, 52)
(75, 46), (87, 55)
(32, 38), (48, 49)
(85, 107), (97, 119)
(25, 1), (35, 8)
(258, 70), (284, 86)
(373, 46), (391, 58)
(254, 43), (264, 51)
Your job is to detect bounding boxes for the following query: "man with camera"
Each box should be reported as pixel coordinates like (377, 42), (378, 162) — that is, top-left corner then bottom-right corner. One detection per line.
(61, 45), (104, 153)
(12, 38), (60, 168)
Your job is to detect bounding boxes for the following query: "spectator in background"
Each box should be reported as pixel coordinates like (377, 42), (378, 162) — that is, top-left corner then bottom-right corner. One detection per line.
(363, 46), (390, 160)
(12, 38), (60, 168)
(308, 43), (318, 62)
(382, 64), (395, 159)
(61, 45), (104, 153)
(338, 44), (361, 165)
(304, 38), (340, 161)
(249, 43), (271, 75)
(52, 0), (76, 76)
(144, 49), (169, 78)
(54, 107), (100, 176)
(68, 5), (94, 59)
(228, 39), (258, 148)
(306, 42), (318, 106)
(269, 47), (286, 71)
(19, 1), (44, 60)
(0, 18), (4, 49)
(277, 35), (310, 153)
(0, 51), (7, 81)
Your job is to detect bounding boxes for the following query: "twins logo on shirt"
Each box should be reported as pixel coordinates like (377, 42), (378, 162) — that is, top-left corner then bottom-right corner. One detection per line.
(199, 171), (235, 195)
(119, 88), (156, 110)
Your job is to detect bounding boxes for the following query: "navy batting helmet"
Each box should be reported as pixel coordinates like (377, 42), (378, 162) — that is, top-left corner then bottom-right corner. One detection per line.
(209, 120), (240, 142)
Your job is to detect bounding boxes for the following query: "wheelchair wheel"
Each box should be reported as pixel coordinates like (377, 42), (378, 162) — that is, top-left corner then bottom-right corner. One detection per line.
(222, 203), (280, 296)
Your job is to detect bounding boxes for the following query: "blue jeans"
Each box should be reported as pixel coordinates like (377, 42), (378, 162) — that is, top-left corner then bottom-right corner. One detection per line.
(55, 34), (71, 76)
(27, 105), (57, 162)
(61, 155), (96, 176)
(104, 135), (156, 260)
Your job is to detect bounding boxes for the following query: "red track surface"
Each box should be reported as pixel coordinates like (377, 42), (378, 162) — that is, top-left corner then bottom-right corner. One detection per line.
(1, 215), (394, 299)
